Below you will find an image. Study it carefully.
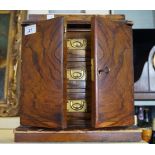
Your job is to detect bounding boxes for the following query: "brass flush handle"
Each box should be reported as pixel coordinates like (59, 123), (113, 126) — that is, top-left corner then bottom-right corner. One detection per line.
(67, 69), (86, 80)
(70, 70), (84, 79)
(71, 41), (83, 48)
(67, 39), (87, 50)
(67, 100), (87, 112)
(70, 101), (85, 111)
(98, 66), (110, 74)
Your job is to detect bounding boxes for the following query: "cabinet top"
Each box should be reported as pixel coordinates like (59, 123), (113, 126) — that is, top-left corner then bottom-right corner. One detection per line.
(23, 14), (133, 26)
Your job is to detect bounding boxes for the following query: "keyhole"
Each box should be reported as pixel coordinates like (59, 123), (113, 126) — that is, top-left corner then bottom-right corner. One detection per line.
(98, 66), (110, 74)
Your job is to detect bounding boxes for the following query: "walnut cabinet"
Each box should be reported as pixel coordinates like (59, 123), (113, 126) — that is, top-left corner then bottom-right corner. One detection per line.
(19, 15), (134, 129)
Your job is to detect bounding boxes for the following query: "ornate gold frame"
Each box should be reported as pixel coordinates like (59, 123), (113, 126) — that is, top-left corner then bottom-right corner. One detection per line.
(0, 10), (27, 116)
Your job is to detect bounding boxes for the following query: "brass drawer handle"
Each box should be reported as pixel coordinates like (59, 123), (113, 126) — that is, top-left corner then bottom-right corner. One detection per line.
(67, 100), (87, 112)
(70, 70), (84, 79)
(70, 101), (84, 111)
(67, 69), (86, 80)
(67, 39), (87, 50)
(71, 41), (83, 48)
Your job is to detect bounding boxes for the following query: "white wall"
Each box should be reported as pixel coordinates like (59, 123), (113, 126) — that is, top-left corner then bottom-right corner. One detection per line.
(28, 10), (49, 14)
(28, 10), (110, 15)
(49, 10), (85, 13)
(85, 10), (109, 14)
(112, 10), (155, 29)
(28, 10), (155, 29)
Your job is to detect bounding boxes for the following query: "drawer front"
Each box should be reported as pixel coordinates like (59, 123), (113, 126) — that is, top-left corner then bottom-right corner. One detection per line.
(67, 81), (86, 89)
(67, 89), (87, 93)
(67, 57), (90, 62)
(67, 92), (89, 99)
(68, 50), (91, 58)
(67, 61), (91, 68)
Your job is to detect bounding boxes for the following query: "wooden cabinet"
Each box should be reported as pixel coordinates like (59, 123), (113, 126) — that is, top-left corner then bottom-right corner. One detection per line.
(19, 15), (134, 129)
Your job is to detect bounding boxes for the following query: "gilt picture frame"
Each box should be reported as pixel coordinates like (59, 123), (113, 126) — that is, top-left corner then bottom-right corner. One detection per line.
(0, 10), (27, 116)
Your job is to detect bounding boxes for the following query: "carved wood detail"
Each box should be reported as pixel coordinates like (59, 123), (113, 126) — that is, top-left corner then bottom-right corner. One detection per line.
(0, 11), (27, 116)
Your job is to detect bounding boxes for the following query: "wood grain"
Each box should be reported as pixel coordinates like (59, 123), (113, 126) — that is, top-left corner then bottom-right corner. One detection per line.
(55, 14), (126, 24)
(20, 17), (67, 129)
(14, 126), (142, 142)
(91, 16), (134, 128)
(28, 14), (127, 25)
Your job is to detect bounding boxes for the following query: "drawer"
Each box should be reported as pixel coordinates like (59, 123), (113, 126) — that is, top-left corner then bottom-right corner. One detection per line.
(67, 89), (87, 93)
(66, 32), (91, 48)
(67, 62), (91, 81)
(67, 112), (91, 128)
(67, 81), (87, 89)
(67, 49), (91, 58)
(67, 92), (90, 99)
(67, 61), (91, 68)
(67, 57), (90, 62)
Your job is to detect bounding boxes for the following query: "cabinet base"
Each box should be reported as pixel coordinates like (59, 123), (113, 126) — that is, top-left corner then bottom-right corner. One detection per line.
(14, 126), (142, 142)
